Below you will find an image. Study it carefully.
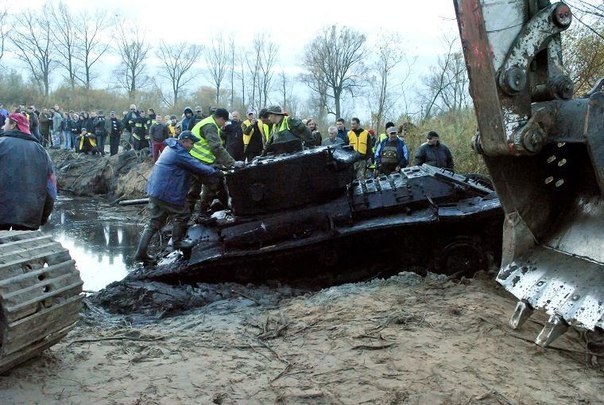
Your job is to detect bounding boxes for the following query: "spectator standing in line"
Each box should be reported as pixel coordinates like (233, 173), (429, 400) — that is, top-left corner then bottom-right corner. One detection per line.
(347, 117), (373, 180)
(51, 107), (63, 149)
(92, 111), (108, 155)
(335, 118), (349, 145)
(149, 115), (169, 163)
(167, 115), (179, 137)
(241, 109), (265, 161)
(224, 110), (245, 161)
(375, 125), (409, 176)
(67, 112), (81, 152)
(38, 108), (52, 147)
(321, 125), (344, 148)
(190, 106), (205, 129)
(108, 111), (123, 156)
(181, 107), (195, 131)
(25, 105), (41, 142)
(306, 118), (322, 147)
(414, 130), (454, 170)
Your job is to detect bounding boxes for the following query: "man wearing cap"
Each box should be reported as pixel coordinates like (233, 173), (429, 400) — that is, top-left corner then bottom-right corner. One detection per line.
(108, 111), (124, 156)
(414, 130), (454, 170)
(188, 108), (242, 221)
(190, 106), (206, 129)
(262, 105), (315, 155)
(134, 130), (220, 263)
(374, 125), (409, 176)
(0, 113), (57, 230)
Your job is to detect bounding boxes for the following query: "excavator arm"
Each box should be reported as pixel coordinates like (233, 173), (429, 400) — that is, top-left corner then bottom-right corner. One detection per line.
(454, 0), (604, 346)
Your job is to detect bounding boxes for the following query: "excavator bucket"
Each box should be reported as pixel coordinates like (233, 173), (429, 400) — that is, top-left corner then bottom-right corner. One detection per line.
(454, 0), (604, 345)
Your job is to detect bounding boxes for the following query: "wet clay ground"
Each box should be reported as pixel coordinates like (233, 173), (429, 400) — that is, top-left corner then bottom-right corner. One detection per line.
(0, 272), (602, 405)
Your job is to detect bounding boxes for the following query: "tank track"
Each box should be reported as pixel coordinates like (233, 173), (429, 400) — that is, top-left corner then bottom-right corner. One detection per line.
(0, 230), (83, 374)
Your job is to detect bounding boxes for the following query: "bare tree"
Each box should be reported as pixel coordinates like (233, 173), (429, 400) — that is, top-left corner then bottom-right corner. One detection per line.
(302, 25), (367, 119)
(156, 41), (203, 107)
(205, 34), (230, 106)
(76, 9), (111, 90)
(0, 8), (8, 66)
(113, 20), (151, 102)
(8, 9), (55, 96)
(367, 31), (407, 131)
(251, 32), (278, 109)
(419, 36), (470, 119)
(227, 36), (237, 107)
(49, 2), (78, 89)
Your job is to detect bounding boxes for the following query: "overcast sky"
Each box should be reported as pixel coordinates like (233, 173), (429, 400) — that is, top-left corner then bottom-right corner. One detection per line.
(12, 0), (459, 69)
(8, 0), (460, 116)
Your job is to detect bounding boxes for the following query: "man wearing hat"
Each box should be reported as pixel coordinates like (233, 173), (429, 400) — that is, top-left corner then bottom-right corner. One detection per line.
(187, 108), (242, 222)
(414, 130), (454, 170)
(134, 130), (220, 263)
(374, 125), (409, 176)
(1, 113), (57, 230)
(262, 105), (315, 155)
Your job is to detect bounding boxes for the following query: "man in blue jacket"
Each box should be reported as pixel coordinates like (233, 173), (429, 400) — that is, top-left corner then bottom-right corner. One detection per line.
(134, 130), (220, 263)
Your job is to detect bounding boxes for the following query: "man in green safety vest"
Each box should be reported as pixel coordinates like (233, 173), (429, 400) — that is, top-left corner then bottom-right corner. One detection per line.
(261, 105), (315, 155)
(187, 108), (244, 222)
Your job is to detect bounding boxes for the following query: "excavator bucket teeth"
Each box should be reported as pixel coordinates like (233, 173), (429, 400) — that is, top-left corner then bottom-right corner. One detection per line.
(454, 0), (603, 346)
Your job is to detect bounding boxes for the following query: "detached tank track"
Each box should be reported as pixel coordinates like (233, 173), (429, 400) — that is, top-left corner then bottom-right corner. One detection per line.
(0, 230), (83, 374)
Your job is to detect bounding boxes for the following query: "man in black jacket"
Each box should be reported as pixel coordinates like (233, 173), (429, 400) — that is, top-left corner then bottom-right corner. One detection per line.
(414, 131), (454, 170)
(0, 113), (56, 230)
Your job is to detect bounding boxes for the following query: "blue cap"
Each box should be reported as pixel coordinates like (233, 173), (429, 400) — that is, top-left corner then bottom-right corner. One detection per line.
(178, 130), (200, 142)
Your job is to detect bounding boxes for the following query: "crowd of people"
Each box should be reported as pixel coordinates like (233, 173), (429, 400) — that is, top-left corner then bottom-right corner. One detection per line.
(0, 102), (455, 174)
(0, 102), (455, 262)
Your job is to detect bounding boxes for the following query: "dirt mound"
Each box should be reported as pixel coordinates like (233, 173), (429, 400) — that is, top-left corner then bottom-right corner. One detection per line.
(49, 149), (152, 198)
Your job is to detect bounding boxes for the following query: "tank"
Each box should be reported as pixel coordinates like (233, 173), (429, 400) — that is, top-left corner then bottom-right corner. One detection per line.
(0, 230), (83, 374)
(139, 146), (504, 286)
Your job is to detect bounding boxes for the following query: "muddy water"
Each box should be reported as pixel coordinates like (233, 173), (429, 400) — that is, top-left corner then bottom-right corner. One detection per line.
(41, 195), (146, 292)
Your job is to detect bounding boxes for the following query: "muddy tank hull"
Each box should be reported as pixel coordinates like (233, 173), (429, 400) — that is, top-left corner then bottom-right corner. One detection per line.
(0, 231), (83, 374)
(142, 148), (503, 286)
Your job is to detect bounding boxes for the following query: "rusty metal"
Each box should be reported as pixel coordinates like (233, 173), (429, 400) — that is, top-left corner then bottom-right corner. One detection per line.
(0, 230), (83, 373)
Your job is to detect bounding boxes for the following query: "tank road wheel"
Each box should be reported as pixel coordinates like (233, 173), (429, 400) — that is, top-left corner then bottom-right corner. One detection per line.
(0, 231), (83, 374)
(434, 237), (487, 278)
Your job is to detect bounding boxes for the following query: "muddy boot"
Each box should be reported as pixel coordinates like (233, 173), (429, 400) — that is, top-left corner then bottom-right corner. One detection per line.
(172, 223), (195, 250)
(134, 228), (156, 263)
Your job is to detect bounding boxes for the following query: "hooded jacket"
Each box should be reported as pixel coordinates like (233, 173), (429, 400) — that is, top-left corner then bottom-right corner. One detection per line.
(0, 130), (56, 229)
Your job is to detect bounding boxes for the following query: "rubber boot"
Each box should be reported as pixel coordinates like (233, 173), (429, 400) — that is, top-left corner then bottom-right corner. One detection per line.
(134, 228), (156, 263)
(172, 223), (195, 250)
